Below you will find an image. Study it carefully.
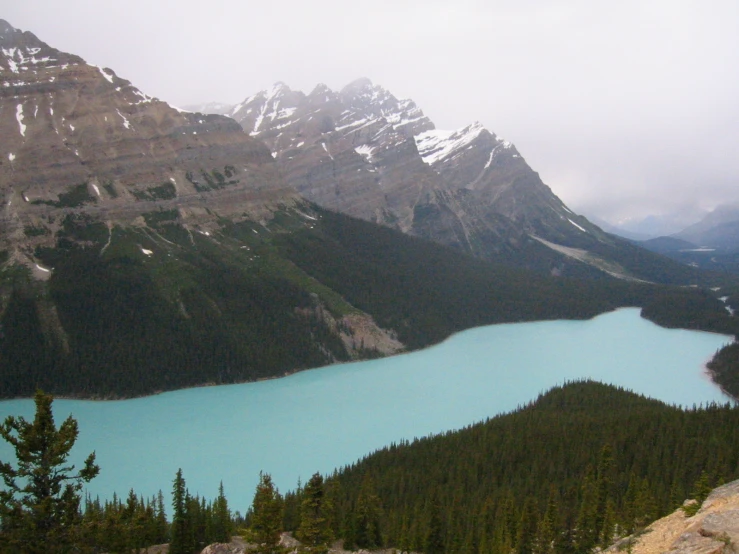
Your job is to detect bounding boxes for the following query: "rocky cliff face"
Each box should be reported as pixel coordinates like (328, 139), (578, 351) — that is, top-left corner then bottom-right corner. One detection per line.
(0, 19), (292, 272)
(608, 480), (739, 554)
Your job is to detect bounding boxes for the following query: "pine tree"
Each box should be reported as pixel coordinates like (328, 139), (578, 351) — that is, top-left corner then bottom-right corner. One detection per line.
(211, 481), (233, 544)
(534, 490), (558, 554)
(683, 470), (713, 516)
(250, 472), (283, 552)
(353, 475), (383, 549)
(0, 389), (99, 553)
(297, 472), (333, 552)
(516, 497), (538, 554)
(169, 469), (191, 554)
(594, 444), (614, 544)
(155, 490), (169, 544)
(425, 498), (444, 554)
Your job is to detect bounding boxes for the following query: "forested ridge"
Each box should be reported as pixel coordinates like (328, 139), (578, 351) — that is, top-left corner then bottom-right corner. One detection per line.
(3, 383), (739, 553)
(0, 204), (738, 398)
(313, 381), (739, 553)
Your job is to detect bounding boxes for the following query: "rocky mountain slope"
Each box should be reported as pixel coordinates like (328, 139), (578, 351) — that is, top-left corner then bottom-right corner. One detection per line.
(0, 18), (290, 273)
(0, 19), (406, 396)
(607, 480), (739, 554)
(219, 79), (704, 283)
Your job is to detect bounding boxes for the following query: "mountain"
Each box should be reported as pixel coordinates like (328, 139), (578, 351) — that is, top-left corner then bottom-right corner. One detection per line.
(674, 202), (739, 249)
(577, 212), (654, 241)
(617, 212), (706, 239)
(0, 18), (292, 270)
(632, 203), (739, 275)
(218, 79), (706, 283)
(0, 20), (394, 397)
(181, 101), (235, 115)
(639, 236), (698, 255)
(0, 20), (735, 399)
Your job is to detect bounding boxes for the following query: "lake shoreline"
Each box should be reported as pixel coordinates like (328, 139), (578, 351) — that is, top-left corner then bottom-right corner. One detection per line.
(0, 305), (734, 403)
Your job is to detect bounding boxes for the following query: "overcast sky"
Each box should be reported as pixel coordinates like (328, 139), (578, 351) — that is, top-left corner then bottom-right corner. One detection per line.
(5, 1), (739, 226)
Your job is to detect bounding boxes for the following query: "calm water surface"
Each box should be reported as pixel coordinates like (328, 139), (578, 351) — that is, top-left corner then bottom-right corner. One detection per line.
(0, 308), (732, 513)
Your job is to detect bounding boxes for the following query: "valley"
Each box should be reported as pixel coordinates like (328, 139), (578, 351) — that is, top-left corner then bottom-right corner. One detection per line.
(1, 19), (737, 400)
(1, 14), (739, 553)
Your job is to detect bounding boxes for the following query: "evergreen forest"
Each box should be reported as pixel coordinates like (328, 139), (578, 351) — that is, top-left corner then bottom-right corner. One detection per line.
(1, 204), (738, 399)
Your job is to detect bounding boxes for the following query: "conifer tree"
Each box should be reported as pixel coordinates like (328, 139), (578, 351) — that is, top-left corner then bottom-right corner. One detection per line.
(211, 481), (232, 544)
(352, 475), (383, 549)
(297, 473), (333, 552)
(0, 390), (99, 553)
(534, 490), (558, 554)
(155, 490), (169, 544)
(516, 497), (538, 554)
(425, 498), (444, 554)
(250, 472), (283, 552)
(169, 469), (191, 554)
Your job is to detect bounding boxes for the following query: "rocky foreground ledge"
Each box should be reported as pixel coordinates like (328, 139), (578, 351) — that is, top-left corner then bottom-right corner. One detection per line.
(607, 479), (739, 554)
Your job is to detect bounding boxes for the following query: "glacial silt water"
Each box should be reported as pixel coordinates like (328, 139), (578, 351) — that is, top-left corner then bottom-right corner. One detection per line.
(0, 308), (731, 512)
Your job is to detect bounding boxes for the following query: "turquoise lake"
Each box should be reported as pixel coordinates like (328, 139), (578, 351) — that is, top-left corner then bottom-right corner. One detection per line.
(0, 308), (732, 514)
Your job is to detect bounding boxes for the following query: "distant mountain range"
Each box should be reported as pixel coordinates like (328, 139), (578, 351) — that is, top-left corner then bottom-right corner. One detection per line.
(633, 203), (739, 275)
(673, 202), (739, 248)
(0, 19), (734, 398)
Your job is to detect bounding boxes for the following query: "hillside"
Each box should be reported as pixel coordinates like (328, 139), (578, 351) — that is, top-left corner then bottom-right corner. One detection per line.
(291, 381), (739, 553)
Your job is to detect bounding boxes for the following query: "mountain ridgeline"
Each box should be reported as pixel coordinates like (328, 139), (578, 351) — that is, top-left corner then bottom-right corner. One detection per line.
(0, 19), (738, 399)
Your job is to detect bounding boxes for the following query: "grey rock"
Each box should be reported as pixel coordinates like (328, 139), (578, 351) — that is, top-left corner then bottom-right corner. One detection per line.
(665, 532), (728, 554)
(200, 544), (246, 554)
(700, 511), (739, 549)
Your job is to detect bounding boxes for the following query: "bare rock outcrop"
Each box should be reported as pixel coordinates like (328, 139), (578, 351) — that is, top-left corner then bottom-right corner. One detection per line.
(200, 543), (246, 554)
(607, 480), (739, 553)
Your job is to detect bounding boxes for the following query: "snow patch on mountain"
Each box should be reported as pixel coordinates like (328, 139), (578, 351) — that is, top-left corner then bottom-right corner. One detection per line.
(2, 46), (57, 73)
(354, 145), (376, 161)
(568, 218), (588, 233)
(15, 103), (25, 137)
(96, 66), (115, 84)
(414, 123), (486, 165)
(116, 109), (131, 130)
(250, 83), (292, 134)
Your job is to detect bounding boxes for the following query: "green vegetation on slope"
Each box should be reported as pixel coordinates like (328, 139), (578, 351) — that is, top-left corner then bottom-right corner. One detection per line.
(299, 381), (739, 553)
(0, 204), (737, 398)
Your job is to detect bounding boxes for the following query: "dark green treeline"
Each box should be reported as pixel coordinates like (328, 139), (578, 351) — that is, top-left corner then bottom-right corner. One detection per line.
(311, 381), (739, 553)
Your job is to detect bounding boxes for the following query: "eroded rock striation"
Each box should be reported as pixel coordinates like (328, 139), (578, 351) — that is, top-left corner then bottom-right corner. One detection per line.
(0, 18), (291, 268)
